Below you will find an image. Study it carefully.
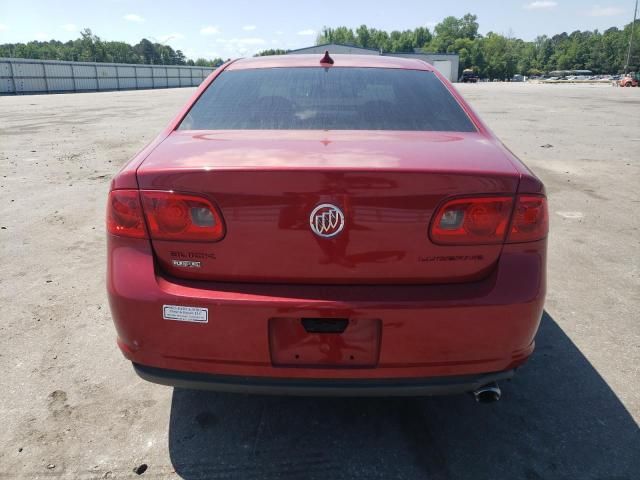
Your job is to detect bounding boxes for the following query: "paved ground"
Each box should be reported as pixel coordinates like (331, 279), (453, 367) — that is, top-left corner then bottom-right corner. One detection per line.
(0, 83), (638, 479)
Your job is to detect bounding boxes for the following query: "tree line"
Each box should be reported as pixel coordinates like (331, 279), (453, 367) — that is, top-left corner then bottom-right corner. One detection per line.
(2, 15), (638, 78)
(307, 14), (639, 78)
(0, 29), (225, 67)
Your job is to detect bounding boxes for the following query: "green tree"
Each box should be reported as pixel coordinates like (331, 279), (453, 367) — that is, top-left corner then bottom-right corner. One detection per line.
(356, 25), (371, 48)
(255, 48), (290, 56)
(430, 14), (479, 53)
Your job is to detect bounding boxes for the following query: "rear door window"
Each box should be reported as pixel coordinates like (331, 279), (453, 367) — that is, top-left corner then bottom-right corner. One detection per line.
(179, 67), (476, 132)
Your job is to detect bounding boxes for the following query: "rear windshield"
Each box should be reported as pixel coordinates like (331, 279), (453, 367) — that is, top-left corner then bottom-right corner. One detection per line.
(179, 67), (476, 132)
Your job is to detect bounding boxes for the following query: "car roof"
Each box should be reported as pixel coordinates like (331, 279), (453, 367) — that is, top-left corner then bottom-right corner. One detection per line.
(226, 54), (434, 71)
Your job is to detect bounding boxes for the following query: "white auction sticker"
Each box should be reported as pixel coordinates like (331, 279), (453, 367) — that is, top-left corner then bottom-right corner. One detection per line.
(163, 305), (208, 323)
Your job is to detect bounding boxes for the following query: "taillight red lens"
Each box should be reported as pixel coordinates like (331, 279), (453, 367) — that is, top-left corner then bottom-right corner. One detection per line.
(107, 190), (147, 238)
(140, 191), (225, 241)
(430, 196), (514, 245)
(430, 194), (548, 245)
(155, 198), (190, 234)
(507, 195), (548, 243)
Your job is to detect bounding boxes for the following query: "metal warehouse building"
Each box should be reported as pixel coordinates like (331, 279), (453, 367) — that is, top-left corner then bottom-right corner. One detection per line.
(0, 57), (214, 95)
(287, 43), (460, 82)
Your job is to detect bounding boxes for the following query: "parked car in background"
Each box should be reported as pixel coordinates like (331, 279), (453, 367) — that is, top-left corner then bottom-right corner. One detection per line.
(460, 68), (479, 83)
(107, 53), (548, 401)
(618, 72), (639, 87)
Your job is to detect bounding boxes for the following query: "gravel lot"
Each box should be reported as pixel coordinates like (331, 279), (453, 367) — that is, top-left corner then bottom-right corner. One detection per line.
(0, 83), (638, 479)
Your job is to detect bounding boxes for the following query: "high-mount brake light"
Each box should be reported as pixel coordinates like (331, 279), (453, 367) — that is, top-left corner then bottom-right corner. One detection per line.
(140, 191), (225, 242)
(430, 194), (548, 245)
(107, 190), (147, 239)
(320, 50), (334, 65)
(507, 195), (548, 243)
(430, 196), (514, 245)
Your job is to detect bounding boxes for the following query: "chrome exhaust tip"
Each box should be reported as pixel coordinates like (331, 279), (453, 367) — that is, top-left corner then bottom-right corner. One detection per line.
(472, 382), (501, 403)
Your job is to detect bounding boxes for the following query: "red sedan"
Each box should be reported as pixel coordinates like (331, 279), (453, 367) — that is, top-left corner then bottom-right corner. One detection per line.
(107, 53), (547, 401)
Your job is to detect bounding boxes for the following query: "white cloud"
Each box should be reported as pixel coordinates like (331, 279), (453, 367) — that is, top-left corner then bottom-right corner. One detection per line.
(586, 5), (625, 16)
(297, 29), (316, 36)
(242, 25), (257, 31)
(524, 1), (558, 9)
(123, 14), (145, 23)
(238, 37), (265, 45)
(216, 37), (266, 46)
(275, 30), (284, 35)
(34, 32), (50, 40)
(0, 24), (7, 32)
(183, 48), (222, 59)
(214, 37), (267, 56)
(200, 25), (220, 35)
(61, 23), (77, 32)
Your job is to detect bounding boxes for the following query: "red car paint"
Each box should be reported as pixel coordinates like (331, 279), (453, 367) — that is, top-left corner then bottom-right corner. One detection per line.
(107, 54), (547, 395)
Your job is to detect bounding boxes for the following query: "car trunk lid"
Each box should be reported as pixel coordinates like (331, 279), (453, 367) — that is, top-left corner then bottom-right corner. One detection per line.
(136, 130), (519, 284)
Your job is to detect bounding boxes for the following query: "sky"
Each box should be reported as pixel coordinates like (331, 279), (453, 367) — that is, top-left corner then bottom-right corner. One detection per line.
(0, 0), (637, 59)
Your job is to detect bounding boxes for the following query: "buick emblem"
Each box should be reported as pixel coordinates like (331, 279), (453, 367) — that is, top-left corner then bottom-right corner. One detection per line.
(310, 204), (345, 238)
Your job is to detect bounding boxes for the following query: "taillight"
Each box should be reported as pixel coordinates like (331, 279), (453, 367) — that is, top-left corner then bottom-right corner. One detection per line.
(107, 190), (147, 238)
(430, 194), (548, 245)
(430, 196), (514, 245)
(140, 191), (225, 242)
(506, 195), (548, 243)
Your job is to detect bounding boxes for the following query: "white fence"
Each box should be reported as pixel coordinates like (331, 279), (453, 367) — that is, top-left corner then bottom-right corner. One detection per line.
(0, 58), (215, 95)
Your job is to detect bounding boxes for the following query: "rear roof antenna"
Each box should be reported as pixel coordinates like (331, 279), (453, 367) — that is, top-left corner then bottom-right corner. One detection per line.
(320, 50), (334, 65)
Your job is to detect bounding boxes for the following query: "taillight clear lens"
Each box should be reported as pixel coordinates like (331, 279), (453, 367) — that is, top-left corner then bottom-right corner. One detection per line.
(140, 191), (225, 241)
(107, 190), (147, 238)
(430, 197), (514, 245)
(507, 195), (548, 243)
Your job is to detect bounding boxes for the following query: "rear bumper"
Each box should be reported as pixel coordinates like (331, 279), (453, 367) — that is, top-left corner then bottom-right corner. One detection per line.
(108, 235), (546, 386)
(134, 363), (515, 396)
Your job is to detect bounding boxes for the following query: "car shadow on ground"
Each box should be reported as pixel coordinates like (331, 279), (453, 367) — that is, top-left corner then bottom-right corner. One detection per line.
(168, 312), (639, 479)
